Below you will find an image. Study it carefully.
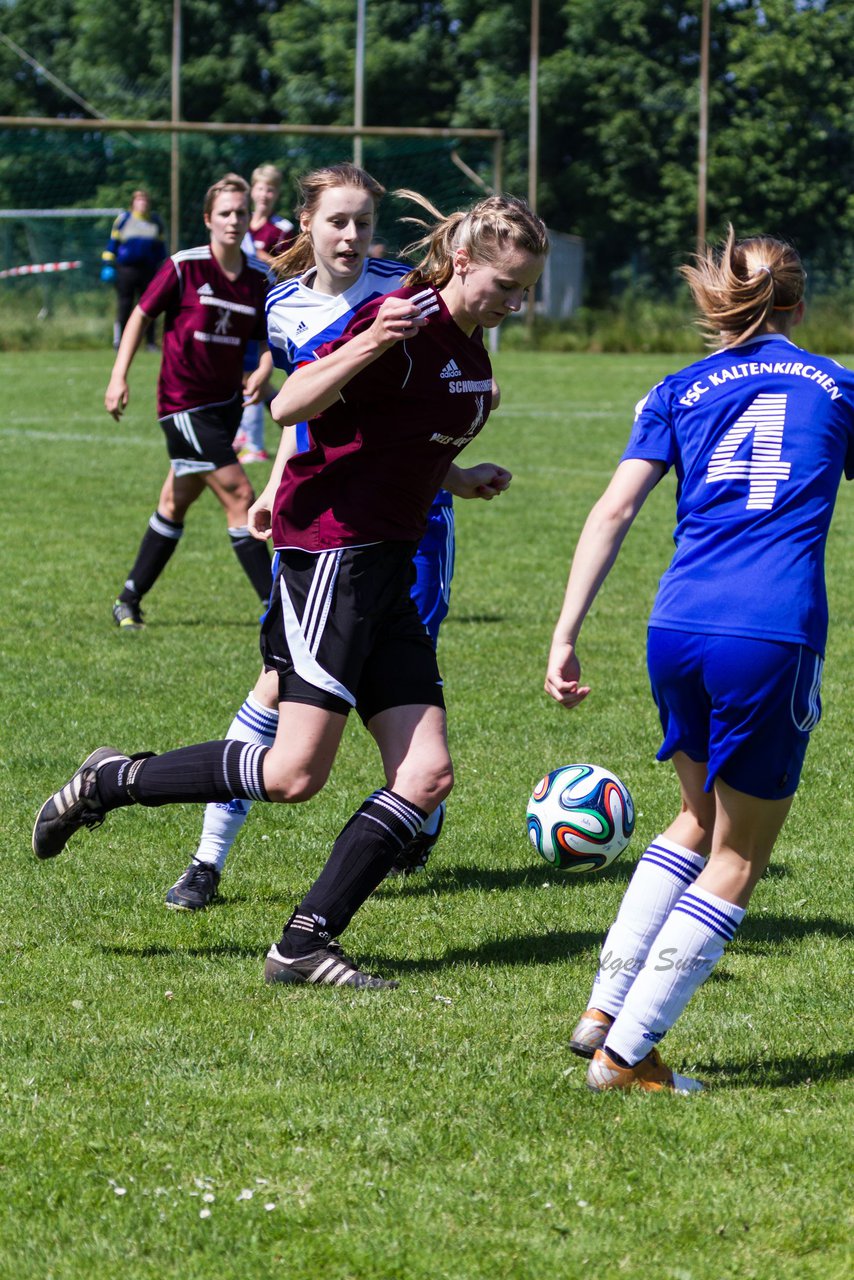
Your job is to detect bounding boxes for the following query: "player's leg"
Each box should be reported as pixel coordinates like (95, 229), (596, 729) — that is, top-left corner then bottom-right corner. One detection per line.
(165, 666), (280, 910)
(113, 469), (204, 629)
(570, 627), (713, 1057)
(137, 264), (159, 350)
(265, 549), (449, 988)
(570, 753), (713, 1057)
(204, 461), (272, 604)
(236, 400), (268, 462)
(387, 500), (455, 876)
(265, 702), (452, 989)
(32, 696), (345, 861)
(588, 782), (791, 1093)
(587, 635), (816, 1092)
(409, 500), (454, 648)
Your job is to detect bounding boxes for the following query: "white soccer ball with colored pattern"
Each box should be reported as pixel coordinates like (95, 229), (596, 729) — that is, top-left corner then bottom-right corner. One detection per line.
(526, 763), (635, 873)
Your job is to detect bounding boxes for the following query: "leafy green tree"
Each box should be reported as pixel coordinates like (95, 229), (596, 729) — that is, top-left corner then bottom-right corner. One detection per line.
(3, 0), (854, 295)
(711, 0), (854, 282)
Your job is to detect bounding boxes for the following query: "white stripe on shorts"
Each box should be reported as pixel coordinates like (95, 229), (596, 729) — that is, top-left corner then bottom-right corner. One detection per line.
(439, 505), (455, 603)
(279, 550), (356, 707)
(302, 548), (341, 655)
(792, 650), (823, 733)
(174, 410), (202, 454)
(172, 457), (215, 477)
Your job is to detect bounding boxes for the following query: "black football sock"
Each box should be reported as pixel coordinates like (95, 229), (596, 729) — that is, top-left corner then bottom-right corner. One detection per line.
(119, 512), (184, 602)
(277, 789), (427, 956)
(228, 526), (273, 602)
(95, 741), (270, 810)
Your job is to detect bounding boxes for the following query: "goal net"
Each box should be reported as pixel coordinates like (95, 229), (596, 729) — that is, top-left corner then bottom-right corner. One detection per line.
(0, 123), (498, 314)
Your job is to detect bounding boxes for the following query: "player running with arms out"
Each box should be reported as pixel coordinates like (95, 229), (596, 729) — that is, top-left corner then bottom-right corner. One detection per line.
(106, 173), (274, 631)
(33, 191), (549, 991)
(161, 164), (506, 912)
(545, 227), (854, 1092)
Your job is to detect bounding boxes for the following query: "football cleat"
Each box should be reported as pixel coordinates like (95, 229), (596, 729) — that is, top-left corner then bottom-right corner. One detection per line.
(586, 1047), (704, 1095)
(165, 860), (221, 911)
(238, 447), (270, 464)
(386, 801), (445, 877)
(264, 942), (398, 989)
(32, 746), (127, 859)
(569, 1008), (614, 1059)
(112, 598), (144, 630)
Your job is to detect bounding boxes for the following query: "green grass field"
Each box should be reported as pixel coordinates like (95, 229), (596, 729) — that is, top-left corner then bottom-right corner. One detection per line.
(1, 350), (852, 1280)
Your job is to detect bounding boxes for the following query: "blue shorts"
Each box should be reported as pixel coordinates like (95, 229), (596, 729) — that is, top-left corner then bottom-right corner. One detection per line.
(647, 627), (823, 800)
(411, 498), (455, 648)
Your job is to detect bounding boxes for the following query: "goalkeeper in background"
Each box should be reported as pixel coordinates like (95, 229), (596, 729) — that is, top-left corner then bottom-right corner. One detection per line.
(101, 188), (167, 350)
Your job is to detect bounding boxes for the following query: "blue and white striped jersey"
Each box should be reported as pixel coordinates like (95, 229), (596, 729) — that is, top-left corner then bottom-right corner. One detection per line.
(622, 333), (854, 653)
(266, 257), (407, 374)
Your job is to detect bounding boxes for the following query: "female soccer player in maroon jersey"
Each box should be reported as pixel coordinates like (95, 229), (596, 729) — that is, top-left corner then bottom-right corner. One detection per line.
(105, 173), (274, 630)
(34, 191), (549, 991)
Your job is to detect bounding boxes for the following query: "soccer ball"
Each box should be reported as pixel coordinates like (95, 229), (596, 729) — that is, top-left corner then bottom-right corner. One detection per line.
(526, 763), (635, 873)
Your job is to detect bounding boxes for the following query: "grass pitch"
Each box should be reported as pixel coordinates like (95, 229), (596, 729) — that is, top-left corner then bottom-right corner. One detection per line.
(1, 349), (852, 1280)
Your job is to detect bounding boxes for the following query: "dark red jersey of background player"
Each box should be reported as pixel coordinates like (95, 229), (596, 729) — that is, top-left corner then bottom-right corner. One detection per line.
(140, 246), (268, 417)
(272, 286), (494, 550)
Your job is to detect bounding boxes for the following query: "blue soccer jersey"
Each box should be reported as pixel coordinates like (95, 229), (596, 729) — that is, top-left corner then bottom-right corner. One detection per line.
(623, 334), (854, 654)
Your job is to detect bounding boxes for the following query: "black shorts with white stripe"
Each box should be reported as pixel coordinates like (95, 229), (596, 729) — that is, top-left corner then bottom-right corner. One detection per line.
(260, 542), (445, 723)
(158, 392), (243, 476)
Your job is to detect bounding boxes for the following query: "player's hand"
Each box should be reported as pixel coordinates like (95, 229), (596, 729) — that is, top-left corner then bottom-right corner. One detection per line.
(243, 369), (267, 405)
(544, 641), (591, 708)
(368, 289), (440, 348)
(248, 488), (274, 540)
(105, 378), (129, 421)
(458, 462), (512, 500)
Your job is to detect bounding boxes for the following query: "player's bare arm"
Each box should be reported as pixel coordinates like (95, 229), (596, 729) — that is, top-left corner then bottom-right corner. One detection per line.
(545, 458), (664, 707)
(248, 424), (299, 539)
(270, 291), (439, 425)
(104, 305), (151, 420)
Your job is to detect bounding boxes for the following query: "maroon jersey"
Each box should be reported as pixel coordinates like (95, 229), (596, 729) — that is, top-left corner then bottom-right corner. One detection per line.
(140, 246), (269, 417)
(272, 286), (493, 550)
(243, 216), (295, 258)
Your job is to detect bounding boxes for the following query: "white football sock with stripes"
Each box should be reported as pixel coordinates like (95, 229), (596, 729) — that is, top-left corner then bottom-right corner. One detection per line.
(589, 835), (707, 1019)
(194, 692), (279, 872)
(604, 886), (745, 1065)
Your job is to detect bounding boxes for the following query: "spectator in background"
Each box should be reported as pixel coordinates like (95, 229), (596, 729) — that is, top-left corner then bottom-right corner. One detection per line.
(101, 189), (167, 352)
(235, 165), (296, 463)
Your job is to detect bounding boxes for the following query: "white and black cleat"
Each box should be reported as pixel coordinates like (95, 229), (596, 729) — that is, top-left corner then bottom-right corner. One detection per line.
(264, 942), (398, 990)
(32, 747), (127, 860)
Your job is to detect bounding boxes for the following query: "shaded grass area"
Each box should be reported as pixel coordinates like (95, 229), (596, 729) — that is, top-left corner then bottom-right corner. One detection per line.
(1, 351), (852, 1279)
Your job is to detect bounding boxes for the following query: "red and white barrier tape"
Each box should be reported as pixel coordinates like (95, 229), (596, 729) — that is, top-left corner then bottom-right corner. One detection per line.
(0, 260), (83, 280)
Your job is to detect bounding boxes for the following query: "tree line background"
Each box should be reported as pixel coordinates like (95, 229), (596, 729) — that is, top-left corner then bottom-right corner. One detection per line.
(2, 0), (854, 305)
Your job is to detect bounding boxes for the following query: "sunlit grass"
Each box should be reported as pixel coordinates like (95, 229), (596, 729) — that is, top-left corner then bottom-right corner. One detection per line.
(1, 350), (851, 1280)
